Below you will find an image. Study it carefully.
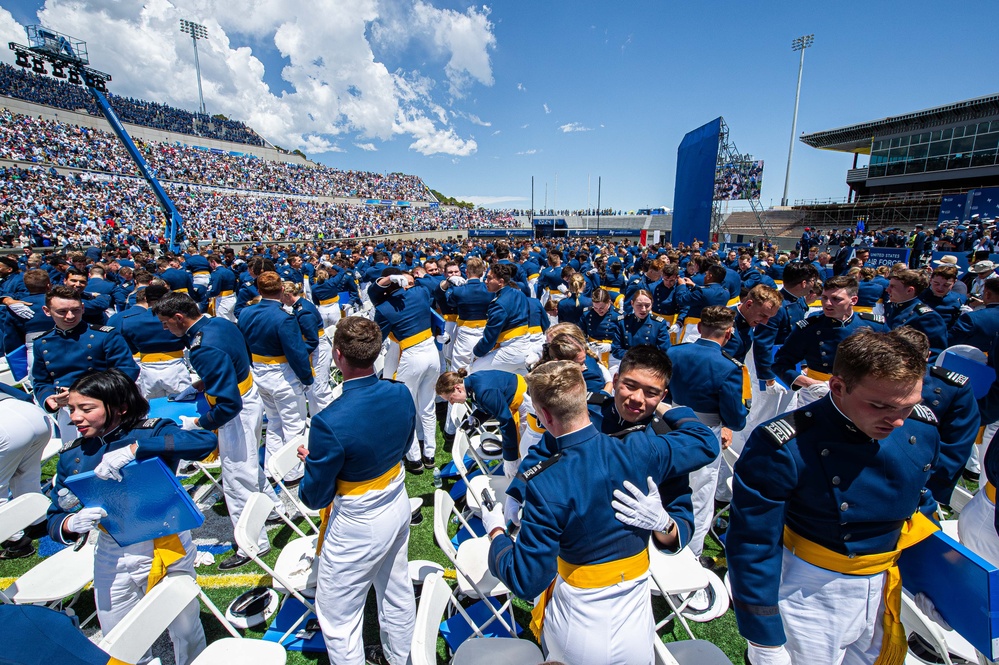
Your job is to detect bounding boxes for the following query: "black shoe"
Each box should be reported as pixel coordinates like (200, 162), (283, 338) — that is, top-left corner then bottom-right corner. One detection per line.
(963, 469), (981, 483)
(23, 521), (47, 540)
(265, 513), (286, 526)
(422, 455), (436, 469)
(219, 549), (268, 571)
(364, 645), (390, 665)
(281, 476), (302, 489)
(699, 555), (717, 571)
(0, 535), (34, 559)
(404, 459), (424, 475)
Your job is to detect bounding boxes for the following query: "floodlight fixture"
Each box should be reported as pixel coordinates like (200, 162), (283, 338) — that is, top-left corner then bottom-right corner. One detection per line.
(782, 34), (815, 207)
(179, 19), (208, 115)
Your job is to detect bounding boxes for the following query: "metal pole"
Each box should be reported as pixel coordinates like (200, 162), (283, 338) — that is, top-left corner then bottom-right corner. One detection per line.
(782, 34), (813, 207)
(597, 177), (601, 232)
(192, 35), (205, 115)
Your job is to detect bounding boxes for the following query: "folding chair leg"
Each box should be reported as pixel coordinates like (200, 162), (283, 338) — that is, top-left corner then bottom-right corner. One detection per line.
(661, 593), (697, 640)
(198, 590), (241, 638)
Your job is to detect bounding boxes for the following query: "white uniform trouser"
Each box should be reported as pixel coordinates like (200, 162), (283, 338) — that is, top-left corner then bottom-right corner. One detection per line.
(316, 474), (415, 665)
(542, 574), (653, 665)
(442, 320), (457, 369)
(789, 381), (830, 410)
(395, 338), (439, 462)
(683, 408), (722, 558)
(93, 530), (206, 665)
(959, 492), (999, 567)
(679, 320), (701, 344)
(525, 332), (546, 366)
(253, 362), (308, 481)
(137, 358), (192, 400)
(451, 325), (485, 370)
(469, 335), (532, 375)
(192, 273), (210, 289)
(968, 421), (999, 475)
(775, 548), (886, 664)
(519, 410), (545, 460)
(307, 335), (335, 416)
(215, 294), (236, 322)
(0, 398), (50, 535)
(318, 302), (342, 331)
(217, 384), (281, 555)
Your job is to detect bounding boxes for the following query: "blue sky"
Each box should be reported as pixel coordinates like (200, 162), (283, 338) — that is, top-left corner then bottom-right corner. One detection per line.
(2, 0), (997, 211)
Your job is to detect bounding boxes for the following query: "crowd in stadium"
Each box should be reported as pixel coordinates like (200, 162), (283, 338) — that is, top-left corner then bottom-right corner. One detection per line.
(0, 109), (433, 201)
(0, 63), (265, 146)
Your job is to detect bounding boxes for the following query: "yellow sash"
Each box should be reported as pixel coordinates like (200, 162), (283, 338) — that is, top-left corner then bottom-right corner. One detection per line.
(805, 368), (832, 381)
(783, 513), (939, 665)
(727, 296), (740, 307)
(457, 318), (487, 328)
(986, 482), (996, 504)
(510, 375), (527, 438)
(139, 350), (185, 363)
(740, 364), (752, 402)
(316, 463), (402, 555)
(389, 328), (432, 351)
(526, 413), (546, 434)
(205, 373), (253, 406)
(252, 353), (288, 364)
(146, 534), (186, 593)
(588, 337), (613, 366)
(443, 314), (459, 322)
(217, 290), (235, 297)
(319, 296), (340, 305)
(495, 325), (529, 348)
(975, 425), (987, 446)
(530, 549), (649, 639)
(854, 305), (874, 314)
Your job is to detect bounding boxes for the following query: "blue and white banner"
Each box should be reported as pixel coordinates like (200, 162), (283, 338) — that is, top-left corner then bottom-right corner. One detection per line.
(861, 247), (910, 268)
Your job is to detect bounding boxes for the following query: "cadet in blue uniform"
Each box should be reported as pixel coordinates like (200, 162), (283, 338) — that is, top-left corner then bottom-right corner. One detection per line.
(885, 269), (948, 360)
(299, 317), (417, 665)
(237, 271), (313, 482)
(154, 293), (284, 571)
(650, 264), (687, 336)
(48, 370), (216, 665)
(773, 276), (887, 407)
(283, 281), (334, 415)
(948, 278), (999, 352)
(724, 285), (782, 365)
(184, 250), (212, 290)
(537, 252), (567, 305)
(32, 285), (139, 438)
(471, 263), (532, 374)
(855, 268), (885, 313)
(673, 264), (732, 343)
(728, 330), (941, 665)
(483, 361), (711, 665)
(158, 257), (195, 295)
(751, 262), (818, 385)
(205, 255), (238, 321)
(610, 289), (670, 360)
(556, 273), (591, 326)
(919, 264), (966, 329)
(0, 268), (53, 375)
(445, 257), (492, 368)
(580, 288), (620, 367)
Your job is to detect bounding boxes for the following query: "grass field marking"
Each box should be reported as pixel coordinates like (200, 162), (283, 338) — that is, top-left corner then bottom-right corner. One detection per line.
(195, 573), (273, 588)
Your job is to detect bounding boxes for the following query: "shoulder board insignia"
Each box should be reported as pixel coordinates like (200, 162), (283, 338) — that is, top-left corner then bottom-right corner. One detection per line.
(910, 403), (939, 425)
(650, 313), (664, 322)
(930, 365), (969, 386)
(293, 301), (303, 311)
(190, 332), (202, 349)
(384, 377), (406, 385)
(92, 324), (115, 333)
(858, 312), (885, 323)
(650, 416), (672, 435)
(720, 350), (744, 367)
(59, 437), (84, 454)
(915, 304), (934, 316)
(761, 414), (797, 446)
(519, 452), (562, 482)
(794, 317), (815, 329)
(617, 315), (625, 321)
(137, 418), (161, 429)
(586, 392), (611, 406)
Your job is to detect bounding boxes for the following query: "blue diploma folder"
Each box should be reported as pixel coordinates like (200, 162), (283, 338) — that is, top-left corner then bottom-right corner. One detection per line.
(899, 529), (999, 659)
(64, 457), (204, 547)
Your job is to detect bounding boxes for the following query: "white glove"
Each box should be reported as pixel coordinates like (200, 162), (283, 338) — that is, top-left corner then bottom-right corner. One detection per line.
(591, 342), (611, 355)
(169, 385), (198, 402)
(93, 445), (136, 481)
(481, 495), (506, 535)
(503, 495), (522, 526)
(557, 284), (569, 294)
(612, 477), (674, 532)
(668, 323), (681, 335)
(7, 302), (32, 319)
(388, 274), (409, 288)
(65, 506), (107, 534)
(914, 592), (952, 631)
(587, 268), (598, 275)
(179, 415), (201, 431)
(435, 333), (451, 345)
(765, 381), (788, 395)
(746, 643), (791, 665)
(503, 459), (520, 479)
(448, 275), (466, 287)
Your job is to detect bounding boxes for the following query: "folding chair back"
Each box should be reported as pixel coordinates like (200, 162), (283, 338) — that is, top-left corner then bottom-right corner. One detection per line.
(410, 571), (452, 665)
(433, 489), (460, 563)
(452, 428), (474, 482)
(900, 592), (955, 665)
(266, 436), (319, 533)
(0, 493), (49, 543)
(949, 486), (975, 514)
(97, 576), (200, 663)
(234, 492), (275, 560)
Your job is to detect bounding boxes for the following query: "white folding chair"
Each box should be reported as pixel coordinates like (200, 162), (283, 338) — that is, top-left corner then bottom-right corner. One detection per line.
(191, 638), (287, 664)
(901, 591), (955, 665)
(949, 485), (975, 514)
(647, 543), (712, 640)
(40, 416), (62, 464)
(709, 446), (740, 547)
(452, 428), (495, 480)
(465, 474), (512, 517)
(234, 492), (318, 643)
(653, 637), (732, 665)
(0, 493), (49, 543)
(432, 489), (517, 638)
(266, 435), (320, 534)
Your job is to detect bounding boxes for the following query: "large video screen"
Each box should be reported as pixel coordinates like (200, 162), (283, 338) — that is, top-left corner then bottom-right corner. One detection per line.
(714, 159), (764, 200)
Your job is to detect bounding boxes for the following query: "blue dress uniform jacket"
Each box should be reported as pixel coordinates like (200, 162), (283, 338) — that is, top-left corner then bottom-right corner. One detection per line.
(184, 254), (211, 279)
(446, 278), (492, 323)
(556, 295), (591, 325)
(857, 280), (884, 308)
(948, 303), (999, 352)
(723, 309), (754, 364)
(310, 279), (341, 308)
(753, 289), (809, 382)
(46, 417), (217, 543)
(31, 322), (139, 410)
(292, 297), (324, 354)
(488, 422), (705, 599)
(673, 282), (731, 322)
(465, 370), (525, 462)
(369, 282), (434, 347)
(921, 366), (978, 505)
(650, 281), (686, 321)
(507, 402), (718, 548)
(0, 293), (50, 354)
(610, 313), (671, 359)
(527, 297), (549, 335)
(0, 272), (28, 300)
(206, 265), (238, 299)
(919, 289), (966, 330)
(186, 316), (253, 431)
(160, 268), (195, 294)
(727, 396), (940, 647)
(237, 299), (314, 386)
(667, 339), (747, 431)
(108, 307), (187, 357)
(580, 306), (620, 343)
(473, 286), (530, 359)
(537, 266), (565, 296)
(299, 374), (416, 510)
(582, 355), (607, 392)
(773, 312), (887, 387)
(233, 284), (259, 320)
(885, 298), (948, 360)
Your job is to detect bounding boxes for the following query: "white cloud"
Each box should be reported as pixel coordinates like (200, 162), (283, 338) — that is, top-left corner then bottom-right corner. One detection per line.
(491, 129), (501, 135)
(516, 82), (525, 91)
(543, 103), (550, 114)
(516, 148), (537, 155)
(22, 0), (495, 157)
(520, 123), (529, 129)
(465, 113), (491, 127)
(355, 142), (377, 151)
(559, 122), (593, 133)
(0, 9), (25, 65)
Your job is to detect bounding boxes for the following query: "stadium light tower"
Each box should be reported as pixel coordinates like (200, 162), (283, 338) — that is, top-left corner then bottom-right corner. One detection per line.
(781, 33), (813, 207)
(179, 19), (208, 115)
